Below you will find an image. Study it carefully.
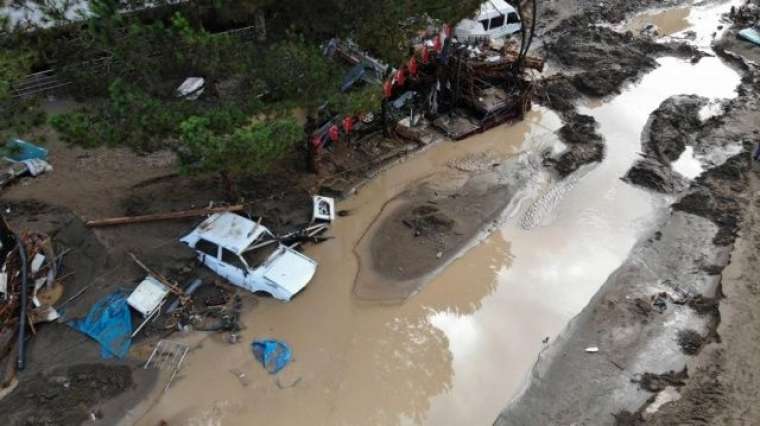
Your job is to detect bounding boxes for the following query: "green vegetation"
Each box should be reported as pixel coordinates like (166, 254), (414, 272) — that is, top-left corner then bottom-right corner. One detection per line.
(259, 41), (337, 108)
(179, 115), (301, 177)
(0, 18), (46, 140)
(2, 0), (482, 187)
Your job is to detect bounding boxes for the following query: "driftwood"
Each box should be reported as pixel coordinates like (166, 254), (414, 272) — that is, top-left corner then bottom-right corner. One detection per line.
(86, 205), (244, 227)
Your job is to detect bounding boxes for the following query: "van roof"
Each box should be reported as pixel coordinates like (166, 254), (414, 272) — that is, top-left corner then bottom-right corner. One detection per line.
(476, 0), (517, 20)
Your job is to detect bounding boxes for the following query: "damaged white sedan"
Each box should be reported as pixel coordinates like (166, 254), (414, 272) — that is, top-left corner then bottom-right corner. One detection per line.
(181, 212), (318, 301)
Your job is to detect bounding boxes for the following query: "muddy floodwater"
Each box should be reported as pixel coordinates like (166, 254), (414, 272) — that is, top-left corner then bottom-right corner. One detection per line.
(131, 4), (742, 425)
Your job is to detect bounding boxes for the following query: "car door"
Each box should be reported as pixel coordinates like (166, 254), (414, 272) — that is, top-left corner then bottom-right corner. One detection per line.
(220, 248), (250, 289)
(195, 239), (222, 272)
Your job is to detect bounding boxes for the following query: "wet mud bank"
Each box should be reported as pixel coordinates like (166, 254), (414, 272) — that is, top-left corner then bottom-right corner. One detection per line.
(354, 152), (538, 301)
(636, 168), (760, 424)
(624, 95), (707, 193)
(496, 7), (760, 423)
(537, 18), (707, 177)
(0, 362), (154, 426)
(495, 153), (752, 425)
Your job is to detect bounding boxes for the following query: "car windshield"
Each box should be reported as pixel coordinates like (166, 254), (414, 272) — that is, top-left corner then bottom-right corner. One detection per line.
(243, 243), (280, 269)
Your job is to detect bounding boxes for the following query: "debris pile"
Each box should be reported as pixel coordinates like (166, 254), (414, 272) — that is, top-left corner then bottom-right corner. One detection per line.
(0, 193), (337, 399)
(383, 31), (544, 141)
(1, 139), (52, 190)
(730, 1), (760, 28)
(0, 216), (64, 390)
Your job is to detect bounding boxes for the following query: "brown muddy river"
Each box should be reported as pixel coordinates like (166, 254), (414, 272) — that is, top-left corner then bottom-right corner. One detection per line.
(130, 2), (742, 425)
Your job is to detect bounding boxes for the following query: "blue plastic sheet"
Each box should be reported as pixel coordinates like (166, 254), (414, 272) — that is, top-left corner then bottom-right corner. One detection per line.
(251, 339), (292, 374)
(4, 139), (48, 162)
(70, 291), (133, 359)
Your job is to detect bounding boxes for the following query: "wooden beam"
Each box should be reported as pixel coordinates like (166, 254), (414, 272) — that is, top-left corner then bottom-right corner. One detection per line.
(86, 205), (245, 227)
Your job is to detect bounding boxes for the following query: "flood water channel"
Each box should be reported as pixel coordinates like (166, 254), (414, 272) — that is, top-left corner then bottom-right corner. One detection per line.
(133, 2), (742, 425)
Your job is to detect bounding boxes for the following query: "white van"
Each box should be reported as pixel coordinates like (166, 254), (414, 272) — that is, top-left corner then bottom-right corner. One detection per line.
(454, 0), (522, 42)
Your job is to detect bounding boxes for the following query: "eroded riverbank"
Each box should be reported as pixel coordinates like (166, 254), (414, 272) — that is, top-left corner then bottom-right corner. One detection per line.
(497, 1), (760, 424)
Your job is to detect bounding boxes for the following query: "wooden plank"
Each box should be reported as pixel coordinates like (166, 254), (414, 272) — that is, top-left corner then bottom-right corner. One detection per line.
(86, 205), (245, 227)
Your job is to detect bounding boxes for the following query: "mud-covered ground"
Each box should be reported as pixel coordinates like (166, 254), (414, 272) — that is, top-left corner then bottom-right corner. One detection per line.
(0, 105), (413, 421)
(354, 152), (537, 301)
(496, 1), (760, 424)
(536, 0), (708, 177)
(0, 362), (155, 426)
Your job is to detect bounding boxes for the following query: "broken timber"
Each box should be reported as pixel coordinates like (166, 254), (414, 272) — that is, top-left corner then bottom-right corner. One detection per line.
(86, 205), (244, 227)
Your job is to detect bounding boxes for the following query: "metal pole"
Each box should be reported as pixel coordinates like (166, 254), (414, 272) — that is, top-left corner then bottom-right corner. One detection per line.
(14, 234), (28, 370)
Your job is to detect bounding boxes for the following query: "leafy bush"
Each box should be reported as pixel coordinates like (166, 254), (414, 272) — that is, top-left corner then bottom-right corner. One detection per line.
(258, 41), (338, 108)
(329, 85), (383, 116)
(0, 48), (35, 101)
(50, 112), (104, 148)
(179, 115), (301, 178)
(0, 98), (46, 140)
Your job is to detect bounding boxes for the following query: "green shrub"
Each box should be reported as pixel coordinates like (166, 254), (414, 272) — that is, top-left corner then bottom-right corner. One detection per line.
(50, 112), (103, 148)
(179, 115), (301, 178)
(0, 98), (47, 140)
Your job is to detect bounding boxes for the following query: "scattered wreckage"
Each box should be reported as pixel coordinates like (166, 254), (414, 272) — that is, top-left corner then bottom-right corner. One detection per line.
(0, 216), (64, 390)
(383, 25), (544, 141)
(176, 77), (205, 100)
(732, 1), (760, 46)
(371, 1), (542, 141)
(180, 196), (335, 301)
(1, 139), (52, 189)
(310, 0), (540, 173)
(0, 194), (335, 393)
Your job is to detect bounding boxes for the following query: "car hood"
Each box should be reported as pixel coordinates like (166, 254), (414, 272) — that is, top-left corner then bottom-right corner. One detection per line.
(263, 247), (318, 297)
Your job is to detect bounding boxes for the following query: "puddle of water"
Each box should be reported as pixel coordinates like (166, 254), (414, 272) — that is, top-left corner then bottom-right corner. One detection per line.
(623, 0), (742, 47)
(625, 5), (692, 36)
(672, 146), (704, 179)
(134, 4), (742, 426)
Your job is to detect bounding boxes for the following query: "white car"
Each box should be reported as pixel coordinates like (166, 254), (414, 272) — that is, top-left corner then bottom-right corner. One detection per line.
(180, 212), (318, 301)
(454, 0), (522, 43)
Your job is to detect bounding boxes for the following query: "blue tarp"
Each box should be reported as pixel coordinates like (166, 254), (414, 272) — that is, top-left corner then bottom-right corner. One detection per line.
(738, 28), (760, 47)
(251, 339), (292, 374)
(4, 139), (48, 162)
(70, 291), (133, 359)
